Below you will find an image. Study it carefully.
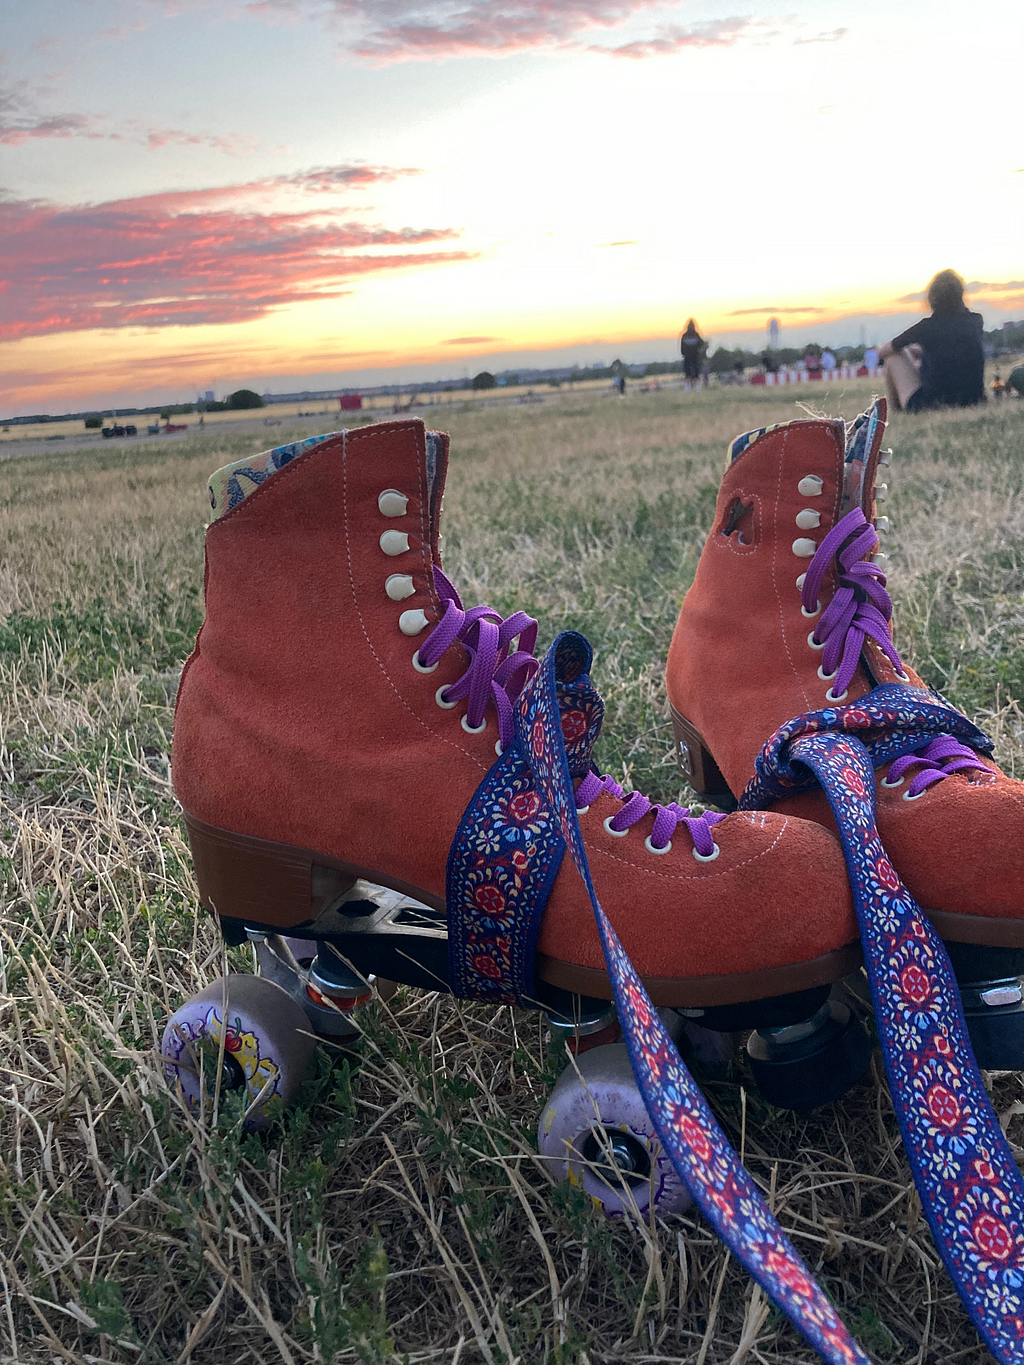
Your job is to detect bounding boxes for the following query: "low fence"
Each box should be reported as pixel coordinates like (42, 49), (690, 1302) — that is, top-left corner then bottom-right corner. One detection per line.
(679, 366), (884, 390)
(756, 365), (883, 385)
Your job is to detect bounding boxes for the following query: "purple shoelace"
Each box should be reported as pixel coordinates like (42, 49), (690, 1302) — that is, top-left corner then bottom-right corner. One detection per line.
(886, 736), (991, 798)
(416, 567), (540, 749)
(801, 507), (903, 695)
(802, 507), (987, 792)
(574, 771), (727, 855)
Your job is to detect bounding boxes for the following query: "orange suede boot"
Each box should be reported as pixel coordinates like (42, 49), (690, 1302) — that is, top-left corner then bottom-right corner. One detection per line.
(667, 399), (1024, 1063)
(170, 419), (871, 1111)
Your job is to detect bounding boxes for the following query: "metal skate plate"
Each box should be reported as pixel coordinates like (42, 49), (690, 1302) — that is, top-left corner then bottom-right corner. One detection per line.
(298, 880), (451, 993)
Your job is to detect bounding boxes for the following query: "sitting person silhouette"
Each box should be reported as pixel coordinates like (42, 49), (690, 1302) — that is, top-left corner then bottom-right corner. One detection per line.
(879, 269), (985, 411)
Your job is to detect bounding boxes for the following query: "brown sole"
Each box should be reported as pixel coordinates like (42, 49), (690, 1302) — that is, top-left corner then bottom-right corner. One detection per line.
(536, 943), (863, 1008)
(927, 908), (1024, 949)
(182, 810), (863, 1008)
(669, 704), (738, 809)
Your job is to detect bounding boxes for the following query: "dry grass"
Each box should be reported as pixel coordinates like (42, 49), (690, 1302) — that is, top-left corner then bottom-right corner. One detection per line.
(2, 382), (1024, 1364)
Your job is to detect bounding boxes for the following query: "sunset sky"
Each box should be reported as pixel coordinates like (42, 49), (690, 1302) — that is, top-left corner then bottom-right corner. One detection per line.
(2, 0), (1021, 415)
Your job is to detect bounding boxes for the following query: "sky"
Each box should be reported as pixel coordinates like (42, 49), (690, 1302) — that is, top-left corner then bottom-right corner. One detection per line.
(1, 0), (1021, 415)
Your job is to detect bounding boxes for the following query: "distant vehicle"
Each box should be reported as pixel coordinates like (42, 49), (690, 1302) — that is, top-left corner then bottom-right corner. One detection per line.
(102, 424), (138, 438)
(163, 422), (188, 433)
(147, 423), (161, 435)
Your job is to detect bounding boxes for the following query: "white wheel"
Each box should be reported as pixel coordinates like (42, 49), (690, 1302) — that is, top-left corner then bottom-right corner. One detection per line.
(538, 1042), (691, 1218)
(162, 974), (316, 1129)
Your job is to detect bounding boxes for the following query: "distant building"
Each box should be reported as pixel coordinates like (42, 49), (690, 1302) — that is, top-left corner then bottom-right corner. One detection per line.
(204, 390), (215, 402)
(768, 318), (779, 349)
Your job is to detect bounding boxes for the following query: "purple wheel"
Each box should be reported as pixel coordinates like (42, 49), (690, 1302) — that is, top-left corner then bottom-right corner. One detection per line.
(538, 1042), (692, 1218)
(162, 974), (316, 1129)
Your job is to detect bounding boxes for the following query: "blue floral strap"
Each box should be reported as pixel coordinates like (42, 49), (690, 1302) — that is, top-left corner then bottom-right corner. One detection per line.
(741, 681), (993, 809)
(742, 697), (1024, 1362)
(513, 633), (869, 1365)
(446, 664), (605, 1005)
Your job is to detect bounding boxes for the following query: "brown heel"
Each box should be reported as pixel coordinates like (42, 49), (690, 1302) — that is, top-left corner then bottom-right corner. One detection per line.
(669, 706), (738, 811)
(183, 812), (357, 929)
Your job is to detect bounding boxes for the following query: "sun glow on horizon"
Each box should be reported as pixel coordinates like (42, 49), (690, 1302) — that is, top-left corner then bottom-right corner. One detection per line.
(1, 0), (1021, 414)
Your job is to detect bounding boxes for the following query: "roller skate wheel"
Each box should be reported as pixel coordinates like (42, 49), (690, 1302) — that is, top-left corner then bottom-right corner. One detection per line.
(162, 974), (316, 1129)
(537, 1042), (691, 1218)
(746, 997), (872, 1110)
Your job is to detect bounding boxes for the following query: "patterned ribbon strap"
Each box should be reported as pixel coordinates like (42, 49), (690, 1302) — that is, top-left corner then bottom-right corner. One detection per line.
(446, 661), (605, 1004)
(742, 695), (1024, 1362)
(513, 633), (869, 1365)
(741, 681), (993, 809)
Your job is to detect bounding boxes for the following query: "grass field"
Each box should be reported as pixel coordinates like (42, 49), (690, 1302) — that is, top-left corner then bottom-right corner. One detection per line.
(2, 380), (1024, 1364)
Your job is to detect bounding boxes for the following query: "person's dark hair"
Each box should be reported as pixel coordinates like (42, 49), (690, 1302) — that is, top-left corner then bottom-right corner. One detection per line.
(927, 269), (966, 317)
(684, 318), (699, 335)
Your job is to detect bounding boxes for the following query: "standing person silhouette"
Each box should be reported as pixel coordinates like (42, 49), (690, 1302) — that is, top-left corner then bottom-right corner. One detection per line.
(879, 269), (985, 411)
(680, 319), (705, 388)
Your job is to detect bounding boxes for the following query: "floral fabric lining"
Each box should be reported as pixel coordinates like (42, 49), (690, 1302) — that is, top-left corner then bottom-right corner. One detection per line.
(207, 427), (447, 520)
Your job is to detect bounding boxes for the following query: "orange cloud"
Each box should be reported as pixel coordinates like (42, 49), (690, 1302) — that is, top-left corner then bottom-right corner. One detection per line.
(729, 305), (826, 315)
(0, 170), (472, 342)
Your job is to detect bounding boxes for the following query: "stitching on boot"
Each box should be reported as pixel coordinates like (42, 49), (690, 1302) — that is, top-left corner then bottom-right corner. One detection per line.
(339, 427), (489, 772)
(586, 817), (788, 882)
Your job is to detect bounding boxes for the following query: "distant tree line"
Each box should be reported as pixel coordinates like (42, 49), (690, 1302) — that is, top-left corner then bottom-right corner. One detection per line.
(197, 389), (265, 412)
(986, 322), (1024, 355)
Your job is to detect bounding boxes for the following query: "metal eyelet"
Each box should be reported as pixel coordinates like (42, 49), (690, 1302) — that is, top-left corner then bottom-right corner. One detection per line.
(575, 804), (590, 815)
(895, 669), (911, 683)
(692, 843), (721, 863)
(412, 650), (438, 674)
(825, 687), (849, 703)
(881, 773), (904, 788)
(807, 632), (825, 650)
(461, 715), (487, 734)
(801, 600), (822, 618)
(644, 835), (672, 855)
(903, 788), (927, 802)
(817, 664), (837, 681)
(603, 816), (629, 839)
(494, 741), (504, 757)
(435, 686), (458, 709)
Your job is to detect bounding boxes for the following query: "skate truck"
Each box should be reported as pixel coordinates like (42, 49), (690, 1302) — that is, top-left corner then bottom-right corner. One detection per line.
(163, 416), (1024, 1365)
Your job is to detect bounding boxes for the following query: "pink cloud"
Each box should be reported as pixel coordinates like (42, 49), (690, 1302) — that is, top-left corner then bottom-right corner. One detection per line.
(0, 86), (257, 153)
(103, 0), (798, 63)
(592, 16), (757, 57)
(103, 163), (419, 216)
(0, 173), (472, 342)
(0, 113), (107, 145)
(0, 97), (259, 152)
(143, 126), (259, 155)
(340, 0), (662, 61)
